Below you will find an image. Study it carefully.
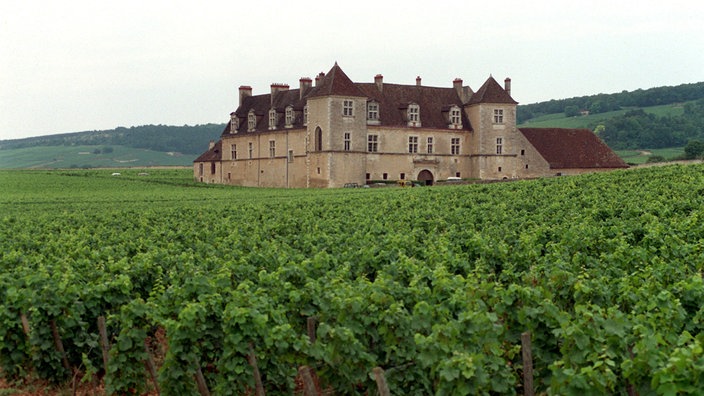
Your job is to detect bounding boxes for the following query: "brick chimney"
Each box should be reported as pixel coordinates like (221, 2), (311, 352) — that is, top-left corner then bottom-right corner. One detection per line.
(453, 78), (463, 97)
(416, 76), (422, 86)
(299, 77), (312, 99)
(375, 74), (383, 92)
(270, 83), (289, 105)
(238, 85), (252, 107)
(315, 72), (325, 86)
(504, 77), (512, 97)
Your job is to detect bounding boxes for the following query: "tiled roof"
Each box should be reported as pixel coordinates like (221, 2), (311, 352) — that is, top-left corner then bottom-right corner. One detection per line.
(307, 63), (366, 98)
(466, 76), (518, 105)
(193, 140), (222, 162)
(356, 83), (472, 130)
(520, 128), (628, 169)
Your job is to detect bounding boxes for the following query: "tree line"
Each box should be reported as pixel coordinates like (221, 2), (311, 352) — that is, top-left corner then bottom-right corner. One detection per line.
(517, 81), (704, 123)
(0, 124), (225, 155)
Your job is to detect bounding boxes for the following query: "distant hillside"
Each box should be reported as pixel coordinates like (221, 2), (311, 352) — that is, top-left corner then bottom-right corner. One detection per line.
(518, 82), (704, 149)
(0, 124), (225, 155)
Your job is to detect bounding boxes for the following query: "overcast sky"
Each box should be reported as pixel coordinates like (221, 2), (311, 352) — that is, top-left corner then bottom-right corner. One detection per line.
(1, 0), (703, 140)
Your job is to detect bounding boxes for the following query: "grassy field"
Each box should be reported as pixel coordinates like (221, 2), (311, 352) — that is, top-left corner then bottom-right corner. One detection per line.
(614, 147), (685, 165)
(519, 102), (688, 129)
(0, 145), (195, 169)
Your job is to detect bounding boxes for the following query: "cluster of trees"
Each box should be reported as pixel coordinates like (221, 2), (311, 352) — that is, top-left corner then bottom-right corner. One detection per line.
(0, 124), (225, 155)
(599, 99), (704, 149)
(517, 82), (704, 123)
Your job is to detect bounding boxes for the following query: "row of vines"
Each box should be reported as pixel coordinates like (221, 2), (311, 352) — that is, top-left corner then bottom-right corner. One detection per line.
(1, 167), (704, 395)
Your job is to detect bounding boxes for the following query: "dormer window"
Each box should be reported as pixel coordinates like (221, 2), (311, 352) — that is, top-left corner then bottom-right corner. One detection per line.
(343, 99), (354, 117)
(285, 106), (294, 128)
(268, 109), (277, 130)
(367, 101), (379, 121)
(449, 106), (462, 129)
(230, 113), (239, 134)
(303, 105), (308, 126)
(407, 103), (420, 127)
(247, 110), (256, 132)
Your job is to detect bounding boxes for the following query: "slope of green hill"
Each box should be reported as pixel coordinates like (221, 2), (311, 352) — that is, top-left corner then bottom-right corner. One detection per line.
(518, 102), (687, 129)
(0, 145), (195, 169)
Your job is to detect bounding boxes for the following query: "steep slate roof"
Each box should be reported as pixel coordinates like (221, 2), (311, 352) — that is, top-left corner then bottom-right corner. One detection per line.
(520, 128), (628, 169)
(307, 63), (366, 98)
(356, 83), (472, 130)
(466, 76), (518, 105)
(193, 140), (222, 162)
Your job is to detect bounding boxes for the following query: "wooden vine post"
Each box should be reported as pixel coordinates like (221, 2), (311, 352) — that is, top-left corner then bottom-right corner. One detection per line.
(248, 342), (265, 396)
(298, 365), (318, 396)
(144, 340), (161, 396)
(193, 357), (210, 396)
(372, 367), (390, 396)
(49, 318), (72, 373)
(307, 316), (317, 344)
(521, 331), (534, 396)
(97, 316), (110, 372)
(20, 312), (31, 337)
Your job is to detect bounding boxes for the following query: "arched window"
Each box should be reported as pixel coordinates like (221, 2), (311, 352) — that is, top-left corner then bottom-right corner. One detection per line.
(315, 127), (322, 151)
(247, 110), (256, 132)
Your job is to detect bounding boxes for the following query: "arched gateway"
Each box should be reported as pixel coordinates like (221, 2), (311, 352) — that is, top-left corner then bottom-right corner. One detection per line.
(417, 169), (434, 186)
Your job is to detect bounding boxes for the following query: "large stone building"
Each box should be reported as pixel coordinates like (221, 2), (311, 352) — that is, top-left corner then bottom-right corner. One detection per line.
(194, 63), (627, 187)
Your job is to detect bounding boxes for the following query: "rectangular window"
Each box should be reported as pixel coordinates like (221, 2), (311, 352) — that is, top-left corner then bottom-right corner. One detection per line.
(367, 102), (379, 120)
(408, 136), (418, 153)
(344, 132), (351, 151)
(450, 108), (461, 126)
(248, 113), (256, 131)
(496, 137), (503, 155)
(366, 173), (370, 180)
(248, 142), (253, 159)
(367, 134), (378, 152)
(210, 162), (216, 174)
(303, 106), (308, 125)
(408, 104), (419, 122)
(382, 172), (388, 180)
(231, 144), (237, 160)
(400, 173), (405, 180)
(493, 109), (504, 123)
(343, 100), (354, 116)
(285, 107), (293, 127)
(455, 172), (461, 178)
(451, 137), (460, 155)
(288, 149), (294, 163)
(269, 140), (276, 158)
(198, 163), (203, 176)
(427, 137), (434, 154)
(521, 149), (525, 156)
(269, 110), (277, 130)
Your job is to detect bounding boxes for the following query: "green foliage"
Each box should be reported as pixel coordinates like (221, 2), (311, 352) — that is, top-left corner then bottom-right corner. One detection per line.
(1, 166), (704, 394)
(684, 139), (704, 159)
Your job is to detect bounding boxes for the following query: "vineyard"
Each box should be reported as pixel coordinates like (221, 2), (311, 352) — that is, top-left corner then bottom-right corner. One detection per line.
(1, 166), (704, 395)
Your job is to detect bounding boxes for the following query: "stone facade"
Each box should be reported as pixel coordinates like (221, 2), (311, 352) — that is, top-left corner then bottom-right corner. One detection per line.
(194, 63), (627, 187)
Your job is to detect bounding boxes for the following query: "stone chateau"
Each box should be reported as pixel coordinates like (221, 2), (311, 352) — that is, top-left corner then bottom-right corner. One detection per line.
(194, 63), (627, 187)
